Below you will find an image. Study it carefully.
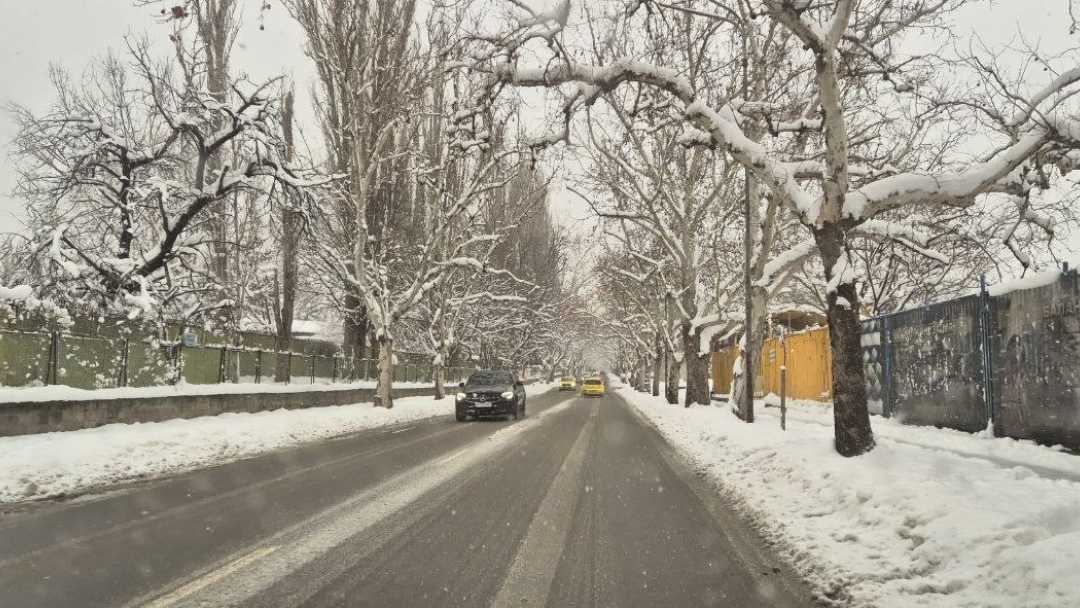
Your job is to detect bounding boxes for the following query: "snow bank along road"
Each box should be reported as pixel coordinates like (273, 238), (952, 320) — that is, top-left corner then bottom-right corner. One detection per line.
(625, 390), (1080, 608)
(0, 387), (810, 607)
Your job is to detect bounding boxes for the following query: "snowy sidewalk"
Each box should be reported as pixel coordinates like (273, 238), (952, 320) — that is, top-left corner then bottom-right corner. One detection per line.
(620, 385), (1080, 608)
(757, 394), (1080, 484)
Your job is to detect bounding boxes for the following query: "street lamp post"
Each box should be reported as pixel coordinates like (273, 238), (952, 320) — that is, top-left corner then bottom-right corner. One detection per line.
(742, 48), (755, 423)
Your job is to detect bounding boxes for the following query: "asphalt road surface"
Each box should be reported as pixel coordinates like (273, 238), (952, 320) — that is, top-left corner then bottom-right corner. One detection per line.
(0, 386), (812, 607)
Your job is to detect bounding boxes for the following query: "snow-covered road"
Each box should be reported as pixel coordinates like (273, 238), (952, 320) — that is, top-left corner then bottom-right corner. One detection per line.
(0, 386), (806, 608)
(7, 375), (1079, 607)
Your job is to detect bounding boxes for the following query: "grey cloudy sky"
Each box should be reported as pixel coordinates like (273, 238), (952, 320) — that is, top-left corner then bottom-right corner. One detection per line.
(1, 1), (1077, 257)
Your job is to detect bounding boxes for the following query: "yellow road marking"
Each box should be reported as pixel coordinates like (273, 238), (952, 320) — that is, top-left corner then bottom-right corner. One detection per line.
(144, 545), (279, 608)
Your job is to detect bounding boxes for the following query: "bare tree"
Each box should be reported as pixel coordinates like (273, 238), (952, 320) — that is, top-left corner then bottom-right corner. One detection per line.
(285, 0), (425, 361)
(6, 43), (322, 323)
(273, 89), (306, 381)
(578, 96), (740, 406)
(469, 0), (1080, 456)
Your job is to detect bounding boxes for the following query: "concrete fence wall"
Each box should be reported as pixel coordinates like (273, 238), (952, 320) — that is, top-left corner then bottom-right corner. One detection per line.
(0, 386), (436, 437)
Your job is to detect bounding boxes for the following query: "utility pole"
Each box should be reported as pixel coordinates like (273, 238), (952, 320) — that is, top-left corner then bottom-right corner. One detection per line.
(742, 49), (755, 424)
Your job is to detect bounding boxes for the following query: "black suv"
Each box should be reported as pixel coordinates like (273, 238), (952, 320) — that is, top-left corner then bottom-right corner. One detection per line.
(456, 370), (526, 422)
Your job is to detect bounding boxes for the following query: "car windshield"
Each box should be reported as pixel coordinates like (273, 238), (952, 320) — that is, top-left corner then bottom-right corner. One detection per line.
(561, 376), (575, 381)
(584, 379), (602, 385)
(467, 371), (514, 386)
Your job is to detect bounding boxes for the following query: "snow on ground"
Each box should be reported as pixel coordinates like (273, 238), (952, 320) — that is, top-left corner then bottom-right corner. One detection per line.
(0, 394), (450, 504)
(0, 381), (435, 403)
(619, 382), (1080, 608)
(0, 381), (556, 504)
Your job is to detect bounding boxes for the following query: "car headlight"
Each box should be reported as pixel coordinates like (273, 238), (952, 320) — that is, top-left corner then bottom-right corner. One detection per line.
(456, 392), (467, 401)
(501, 391), (514, 400)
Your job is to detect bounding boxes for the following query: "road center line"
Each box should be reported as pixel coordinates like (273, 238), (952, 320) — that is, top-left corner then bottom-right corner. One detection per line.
(144, 545), (279, 608)
(435, 447), (470, 466)
(491, 405), (597, 608)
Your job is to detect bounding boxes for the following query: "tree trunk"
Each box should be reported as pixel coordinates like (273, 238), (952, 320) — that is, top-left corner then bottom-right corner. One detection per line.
(734, 286), (768, 419)
(731, 350), (746, 418)
(433, 363), (445, 400)
(683, 322), (710, 407)
(272, 215), (298, 380)
(652, 336), (661, 397)
(274, 90), (300, 383)
(818, 226), (874, 456)
(375, 334), (394, 408)
(665, 350), (680, 405)
(750, 285), (768, 371)
(342, 291), (369, 363)
(197, 2), (237, 334)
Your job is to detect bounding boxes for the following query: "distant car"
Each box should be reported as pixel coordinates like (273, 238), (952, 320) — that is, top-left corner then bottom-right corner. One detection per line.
(581, 377), (605, 398)
(456, 370), (526, 422)
(559, 375), (577, 391)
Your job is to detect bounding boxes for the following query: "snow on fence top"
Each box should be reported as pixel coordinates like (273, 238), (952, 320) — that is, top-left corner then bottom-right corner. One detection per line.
(982, 268), (1068, 297)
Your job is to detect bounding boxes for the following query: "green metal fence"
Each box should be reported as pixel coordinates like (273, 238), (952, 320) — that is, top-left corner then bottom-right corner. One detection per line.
(0, 328), (476, 390)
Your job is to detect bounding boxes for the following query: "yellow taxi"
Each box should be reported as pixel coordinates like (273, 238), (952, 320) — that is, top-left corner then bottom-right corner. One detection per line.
(559, 375), (577, 391)
(581, 377), (605, 398)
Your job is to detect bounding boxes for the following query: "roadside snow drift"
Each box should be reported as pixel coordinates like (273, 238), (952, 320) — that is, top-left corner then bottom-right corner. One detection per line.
(0, 394), (453, 503)
(621, 387), (1080, 608)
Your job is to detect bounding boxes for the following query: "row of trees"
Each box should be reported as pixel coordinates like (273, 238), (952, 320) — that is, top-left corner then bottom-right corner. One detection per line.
(0, 0), (589, 405)
(467, 0), (1080, 456)
(6, 1), (1077, 458)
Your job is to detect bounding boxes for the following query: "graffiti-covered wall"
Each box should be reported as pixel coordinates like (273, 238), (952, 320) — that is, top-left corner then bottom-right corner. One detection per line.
(991, 273), (1080, 447)
(861, 270), (1080, 449)
(886, 295), (987, 433)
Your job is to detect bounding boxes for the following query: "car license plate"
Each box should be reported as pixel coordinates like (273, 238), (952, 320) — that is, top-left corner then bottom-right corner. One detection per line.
(475, 402), (492, 408)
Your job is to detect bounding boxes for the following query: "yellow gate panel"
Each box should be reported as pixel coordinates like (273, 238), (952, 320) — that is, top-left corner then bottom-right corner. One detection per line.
(759, 326), (832, 401)
(711, 346), (740, 395)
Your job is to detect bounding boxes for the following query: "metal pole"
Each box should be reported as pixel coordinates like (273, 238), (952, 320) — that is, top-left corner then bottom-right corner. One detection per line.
(119, 338), (130, 387)
(741, 44), (755, 423)
(780, 333), (787, 431)
(255, 349), (262, 384)
(744, 166), (754, 424)
(883, 314), (893, 418)
(47, 331), (59, 386)
(173, 342), (184, 386)
(979, 275), (995, 432)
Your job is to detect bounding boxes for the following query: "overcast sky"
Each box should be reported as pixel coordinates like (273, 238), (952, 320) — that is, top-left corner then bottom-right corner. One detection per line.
(1, 1), (1077, 262)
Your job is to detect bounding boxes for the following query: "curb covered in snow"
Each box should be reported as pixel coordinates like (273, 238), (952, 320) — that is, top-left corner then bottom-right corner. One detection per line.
(0, 382), (438, 437)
